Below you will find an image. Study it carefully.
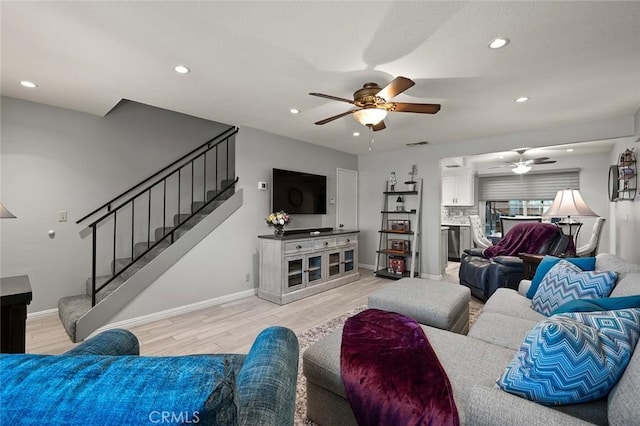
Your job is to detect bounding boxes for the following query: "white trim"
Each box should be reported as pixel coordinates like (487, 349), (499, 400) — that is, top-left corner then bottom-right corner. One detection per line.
(359, 263), (375, 271)
(27, 308), (58, 320)
(422, 273), (444, 280)
(89, 288), (257, 337)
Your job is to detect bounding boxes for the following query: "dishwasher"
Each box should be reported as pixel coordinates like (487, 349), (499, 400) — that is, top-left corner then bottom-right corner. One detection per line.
(447, 226), (461, 261)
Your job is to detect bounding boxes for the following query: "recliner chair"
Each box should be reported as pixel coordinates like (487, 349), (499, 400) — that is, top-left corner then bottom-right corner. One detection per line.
(459, 225), (571, 301)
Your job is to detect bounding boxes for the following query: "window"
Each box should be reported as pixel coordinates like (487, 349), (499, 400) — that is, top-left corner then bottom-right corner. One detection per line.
(484, 200), (554, 235)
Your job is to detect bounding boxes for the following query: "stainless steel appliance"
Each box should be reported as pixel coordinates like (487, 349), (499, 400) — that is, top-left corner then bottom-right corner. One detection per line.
(447, 226), (461, 261)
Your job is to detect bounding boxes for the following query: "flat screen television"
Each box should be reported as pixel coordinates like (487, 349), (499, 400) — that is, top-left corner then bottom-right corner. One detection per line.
(273, 168), (327, 214)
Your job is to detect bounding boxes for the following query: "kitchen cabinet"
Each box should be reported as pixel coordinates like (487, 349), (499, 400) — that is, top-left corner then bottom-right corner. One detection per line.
(442, 172), (476, 206)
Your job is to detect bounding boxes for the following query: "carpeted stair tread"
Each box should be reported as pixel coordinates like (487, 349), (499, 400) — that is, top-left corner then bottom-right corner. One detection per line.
(58, 294), (92, 343)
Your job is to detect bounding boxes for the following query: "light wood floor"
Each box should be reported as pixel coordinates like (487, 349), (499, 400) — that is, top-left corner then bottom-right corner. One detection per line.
(26, 264), (462, 356)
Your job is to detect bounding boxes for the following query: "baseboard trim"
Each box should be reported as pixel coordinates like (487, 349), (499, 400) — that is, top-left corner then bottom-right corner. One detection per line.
(422, 273), (444, 280)
(359, 263), (375, 271)
(27, 308), (59, 320)
(91, 288), (257, 336)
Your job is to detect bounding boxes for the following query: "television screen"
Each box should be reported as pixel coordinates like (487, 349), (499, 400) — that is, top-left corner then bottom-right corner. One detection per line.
(273, 168), (327, 214)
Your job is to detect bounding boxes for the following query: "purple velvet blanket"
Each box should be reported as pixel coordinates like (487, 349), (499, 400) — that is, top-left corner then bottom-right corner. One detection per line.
(483, 222), (559, 258)
(340, 309), (459, 426)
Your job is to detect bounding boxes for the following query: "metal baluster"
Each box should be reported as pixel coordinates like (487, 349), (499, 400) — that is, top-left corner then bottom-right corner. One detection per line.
(147, 188), (152, 248)
(112, 212), (117, 276)
(131, 199), (135, 260)
(92, 224), (97, 307)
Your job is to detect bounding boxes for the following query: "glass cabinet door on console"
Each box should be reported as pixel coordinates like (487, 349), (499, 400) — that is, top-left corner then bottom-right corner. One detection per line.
(307, 254), (323, 285)
(285, 253), (323, 293)
(327, 250), (341, 278)
(343, 248), (355, 273)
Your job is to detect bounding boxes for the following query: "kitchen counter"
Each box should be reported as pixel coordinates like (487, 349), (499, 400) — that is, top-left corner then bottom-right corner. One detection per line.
(441, 222), (470, 227)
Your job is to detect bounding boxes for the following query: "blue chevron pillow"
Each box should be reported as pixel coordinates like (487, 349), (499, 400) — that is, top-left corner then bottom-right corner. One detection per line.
(531, 259), (617, 316)
(497, 308), (640, 404)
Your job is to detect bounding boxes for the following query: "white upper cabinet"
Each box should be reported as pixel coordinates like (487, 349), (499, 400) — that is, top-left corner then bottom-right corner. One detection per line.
(442, 170), (476, 206)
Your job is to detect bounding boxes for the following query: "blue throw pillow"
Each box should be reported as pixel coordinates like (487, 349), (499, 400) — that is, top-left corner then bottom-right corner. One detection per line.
(552, 295), (640, 314)
(526, 256), (596, 299)
(531, 260), (617, 316)
(497, 308), (640, 404)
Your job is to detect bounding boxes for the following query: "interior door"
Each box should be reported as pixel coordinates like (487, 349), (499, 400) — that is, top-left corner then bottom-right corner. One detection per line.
(336, 168), (358, 230)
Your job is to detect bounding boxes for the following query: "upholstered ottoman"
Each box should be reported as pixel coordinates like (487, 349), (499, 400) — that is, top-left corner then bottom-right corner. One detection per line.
(368, 278), (471, 334)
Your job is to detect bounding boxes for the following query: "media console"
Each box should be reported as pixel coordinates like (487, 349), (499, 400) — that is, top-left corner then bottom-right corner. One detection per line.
(257, 230), (360, 304)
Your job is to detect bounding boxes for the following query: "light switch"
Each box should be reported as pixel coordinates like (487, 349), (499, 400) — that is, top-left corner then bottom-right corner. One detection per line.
(329, 197), (336, 205)
(258, 181), (268, 191)
(58, 210), (68, 222)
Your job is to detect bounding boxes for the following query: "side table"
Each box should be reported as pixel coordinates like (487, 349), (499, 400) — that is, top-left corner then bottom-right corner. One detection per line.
(519, 253), (545, 280)
(1, 275), (33, 353)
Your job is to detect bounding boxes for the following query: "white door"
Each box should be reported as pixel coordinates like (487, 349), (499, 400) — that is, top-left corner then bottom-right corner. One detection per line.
(336, 168), (358, 230)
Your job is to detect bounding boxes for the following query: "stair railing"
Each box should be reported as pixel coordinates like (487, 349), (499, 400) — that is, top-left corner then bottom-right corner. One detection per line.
(77, 126), (239, 306)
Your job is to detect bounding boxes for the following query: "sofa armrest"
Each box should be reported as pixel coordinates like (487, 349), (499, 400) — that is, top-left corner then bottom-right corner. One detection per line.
(464, 247), (486, 257)
(236, 326), (299, 426)
(518, 279), (532, 297)
(467, 386), (596, 426)
(63, 329), (139, 356)
(491, 256), (523, 268)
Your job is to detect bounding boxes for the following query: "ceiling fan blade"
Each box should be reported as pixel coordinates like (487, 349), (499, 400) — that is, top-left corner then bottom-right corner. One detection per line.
(391, 102), (441, 114)
(376, 76), (415, 101)
(314, 109), (359, 125)
(309, 93), (355, 104)
(489, 165), (510, 169)
(534, 160), (557, 165)
(371, 120), (386, 131)
(532, 157), (550, 162)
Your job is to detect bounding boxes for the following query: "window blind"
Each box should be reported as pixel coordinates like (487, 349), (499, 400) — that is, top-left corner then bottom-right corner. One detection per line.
(478, 170), (579, 201)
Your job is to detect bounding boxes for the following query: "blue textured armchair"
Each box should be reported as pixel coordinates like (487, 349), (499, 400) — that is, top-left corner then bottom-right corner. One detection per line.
(1, 326), (299, 426)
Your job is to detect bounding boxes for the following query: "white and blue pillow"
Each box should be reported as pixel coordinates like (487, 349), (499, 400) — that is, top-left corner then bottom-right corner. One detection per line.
(497, 308), (640, 404)
(526, 256), (596, 299)
(531, 259), (617, 316)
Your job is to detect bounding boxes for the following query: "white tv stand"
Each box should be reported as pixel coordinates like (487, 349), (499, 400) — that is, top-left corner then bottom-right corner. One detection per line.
(257, 229), (360, 305)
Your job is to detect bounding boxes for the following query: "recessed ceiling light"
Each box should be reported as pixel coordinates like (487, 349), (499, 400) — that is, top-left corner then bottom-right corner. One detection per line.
(20, 80), (37, 88)
(566, 148), (574, 152)
(515, 96), (529, 103)
(289, 108), (300, 114)
(174, 65), (190, 74)
(353, 132), (360, 137)
(488, 38), (510, 49)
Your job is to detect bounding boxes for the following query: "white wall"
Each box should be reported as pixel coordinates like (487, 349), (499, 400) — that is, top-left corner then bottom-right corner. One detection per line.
(111, 126), (357, 322)
(358, 115), (636, 277)
(1, 97), (357, 317)
(609, 108), (640, 263)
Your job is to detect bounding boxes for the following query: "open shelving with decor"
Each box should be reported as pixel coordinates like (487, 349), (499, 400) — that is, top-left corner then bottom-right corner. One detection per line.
(609, 148), (637, 202)
(375, 179), (422, 280)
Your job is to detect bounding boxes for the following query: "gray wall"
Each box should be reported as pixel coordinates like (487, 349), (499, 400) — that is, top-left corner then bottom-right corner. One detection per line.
(0, 96), (357, 318)
(111, 126), (358, 322)
(357, 115), (636, 277)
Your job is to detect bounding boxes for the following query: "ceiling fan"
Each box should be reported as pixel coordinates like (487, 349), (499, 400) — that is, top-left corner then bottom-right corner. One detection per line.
(309, 76), (440, 131)
(490, 149), (557, 174)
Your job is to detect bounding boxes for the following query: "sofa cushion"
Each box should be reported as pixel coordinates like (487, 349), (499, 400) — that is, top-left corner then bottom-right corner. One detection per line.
(526, 256), (596, 299)
(482, 288), (546, 322)
(608, 332), (640, 426)
(531, 260), (616, 316)
(611, 272), (640, 297)
(0, 353), (238, 425)
(497, 309), (640, 405)
(468, 312), (537, 351)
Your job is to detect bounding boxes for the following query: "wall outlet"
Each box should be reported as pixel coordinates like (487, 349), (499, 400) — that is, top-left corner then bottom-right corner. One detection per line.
(245, 273), (251, 282)
(58, 210), (68, 222)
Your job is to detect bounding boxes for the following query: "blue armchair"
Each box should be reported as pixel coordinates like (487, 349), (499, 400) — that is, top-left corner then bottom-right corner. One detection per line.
(1, 326), (299, 425)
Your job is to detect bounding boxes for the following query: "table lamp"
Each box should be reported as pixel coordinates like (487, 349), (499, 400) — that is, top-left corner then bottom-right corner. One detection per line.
(542, 189), (597, 241)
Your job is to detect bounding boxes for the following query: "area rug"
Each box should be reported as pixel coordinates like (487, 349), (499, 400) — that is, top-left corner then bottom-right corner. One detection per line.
(294, 298), (483, 425)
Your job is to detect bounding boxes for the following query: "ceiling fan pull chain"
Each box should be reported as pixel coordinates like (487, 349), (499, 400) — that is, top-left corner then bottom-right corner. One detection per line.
(368, 125), (373, 151)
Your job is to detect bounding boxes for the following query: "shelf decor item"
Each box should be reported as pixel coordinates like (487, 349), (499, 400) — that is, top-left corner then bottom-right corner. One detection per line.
(266, 210), (290, 236)
(405, 164), (418, 191)
(387, 220), (410, 232)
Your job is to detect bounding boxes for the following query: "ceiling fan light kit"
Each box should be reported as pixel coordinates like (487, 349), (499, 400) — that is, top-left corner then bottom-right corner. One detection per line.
(512, 163), (532, 174)
(353, 108), (387, 126)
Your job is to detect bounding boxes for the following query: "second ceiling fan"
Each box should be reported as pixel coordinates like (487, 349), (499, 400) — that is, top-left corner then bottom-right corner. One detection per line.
(491, 149), (557, 174)
(309, 76), (440, 131)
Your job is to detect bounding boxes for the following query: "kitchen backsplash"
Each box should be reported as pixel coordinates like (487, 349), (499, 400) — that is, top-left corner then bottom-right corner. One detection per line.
(441, 205), (479, 224)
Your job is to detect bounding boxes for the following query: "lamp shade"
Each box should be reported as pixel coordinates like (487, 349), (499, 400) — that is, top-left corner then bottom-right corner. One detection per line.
(353, 108), (387, 126)
(0, 202), (17, 219)
(543, 189), (598, 218)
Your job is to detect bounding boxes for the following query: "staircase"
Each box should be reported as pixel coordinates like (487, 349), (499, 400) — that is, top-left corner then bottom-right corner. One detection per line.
(59, 127), (240, 342)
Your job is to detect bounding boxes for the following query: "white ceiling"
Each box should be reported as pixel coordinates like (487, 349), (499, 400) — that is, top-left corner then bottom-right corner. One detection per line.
(2, 1), (639, 155)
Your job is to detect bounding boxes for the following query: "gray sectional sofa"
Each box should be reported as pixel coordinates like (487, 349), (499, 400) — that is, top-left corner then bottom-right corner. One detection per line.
(303, 254), (640, 425)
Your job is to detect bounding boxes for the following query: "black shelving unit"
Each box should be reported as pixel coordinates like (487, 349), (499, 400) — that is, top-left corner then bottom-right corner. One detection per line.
(609, 148), (636, 202)
(374, 179), (422, 280)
